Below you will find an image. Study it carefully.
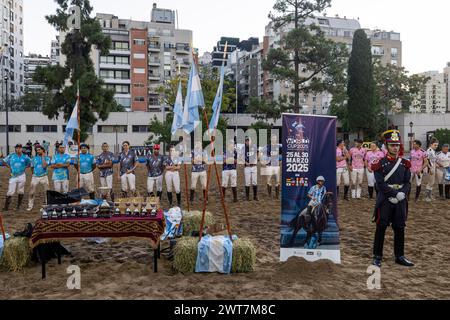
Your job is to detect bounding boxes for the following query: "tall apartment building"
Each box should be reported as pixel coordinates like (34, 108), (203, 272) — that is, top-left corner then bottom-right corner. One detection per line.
(24, 54), (50, 93)
(50, 36), (60, 66)
(263, 15), (402, 115)
(410, 67), (449, 114)
(0, 0), (24, 104)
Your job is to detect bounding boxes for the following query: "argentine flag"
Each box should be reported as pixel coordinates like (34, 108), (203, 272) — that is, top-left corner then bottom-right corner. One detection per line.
(171, 81), (184, 135)
(209, 65), (225, 134)
(182, 62), (204, 134)
(195, 235), (233, 274)
(63, 99), (79, 149)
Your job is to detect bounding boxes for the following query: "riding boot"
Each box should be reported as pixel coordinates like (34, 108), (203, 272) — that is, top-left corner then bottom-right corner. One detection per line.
(336, 186), (340, 197)
(368, 187), (374, 199)
(446, 185), (450, 199)
(202, 190), (208, 204)
(222, 187), (227, 200)
(232, 187), (238, 203)
(190, 190), (195, 203)
(373, 225), (387, 258)
(157, 191), (163, 201)
(167, 192), (173, 207)
(89, 193), (96, 200)
(245, 187), (250, 201)
(122, 191), (128, 198)
(176, 193), (181, 207)
(16, 194), (24, 210)
(344, 186), (350, 201)
(415, 186), (421, 202)
(3, 196), (12, 211)
(110, 191), (115, 202)
(253, 186), (259, 201)
(267, 185), (272, 198)
(393, 227), (405, 259)
(275, 186), (280, 200)
(438, 184), (444, 199)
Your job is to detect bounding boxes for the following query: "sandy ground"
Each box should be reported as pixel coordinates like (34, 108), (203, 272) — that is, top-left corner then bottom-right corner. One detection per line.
(0, 165), (449, 300)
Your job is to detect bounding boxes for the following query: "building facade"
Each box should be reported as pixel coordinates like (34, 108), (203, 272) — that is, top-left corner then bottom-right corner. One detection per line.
(410, 67), (449, 114)
(0, 0), (24, 105)
(24, 54), (50, 93)
(50, 36), (60, 66)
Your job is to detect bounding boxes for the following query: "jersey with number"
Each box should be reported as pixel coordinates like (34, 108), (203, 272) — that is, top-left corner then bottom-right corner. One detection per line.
(4, 153), (31, 177)
(31, 156), (51, 177)
(365, 150), (385, 167)
(336, 148), (347, 169)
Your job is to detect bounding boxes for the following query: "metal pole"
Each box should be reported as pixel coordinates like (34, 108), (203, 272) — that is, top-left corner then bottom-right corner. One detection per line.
(4, 76), (9, 155)
(235, 49), (238, 134)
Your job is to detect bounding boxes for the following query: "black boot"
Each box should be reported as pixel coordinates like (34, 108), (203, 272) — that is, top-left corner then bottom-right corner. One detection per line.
(16, 194), (24, 210)
(253, 186), (259, 201)
(202, 189), (208, 204)
(232, 187), (238, 203)
(157, 191), (163, 201)
(110, 191), (115, 202)
(190, 190), (195, 203)
(167, 192), (173, 207)
(415, 186), (421, 202)
(267, 185), (272, 198)
(445, 185), (450, 199)
(245, 187), (250, 201)
(368, 187), (374, 199)
(373, 225), (387, 261)
(438, 184), (444, 199)
(122, 191), (128, 198)
(344, 186), (350, 201)
(336, 186), (340, 197)
(89, 193), (96, 200)
(176, 193), (181, 207)
(275, 186), (280, 200)
(394, 227), (414, 267)
(222, 187), (227, 200)
(3, 196), (12, 211)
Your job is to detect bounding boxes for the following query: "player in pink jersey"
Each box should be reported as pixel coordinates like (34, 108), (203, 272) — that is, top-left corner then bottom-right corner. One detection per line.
(410, 140), (428, 202)
(349, 139), (367, 199)
(336, 140), (351, 200)
(364, 143), (385, 199)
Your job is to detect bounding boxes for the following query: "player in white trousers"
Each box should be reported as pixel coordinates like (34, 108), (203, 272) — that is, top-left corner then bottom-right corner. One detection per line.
(222, 141), (238, 203)
(243, 136), (259, 201)
(349, 139), (367, 199)
(145, 144), (165, 200)
(425, 138), (439, 202)
(336, 140), (351, 200)
(364, 143), (385, 199)
(165, 145), (182, 207)
(436, 144), (450, 199)
(27, 145), (50, 211)
(51, 144), (71, 194)
(117, 141), (138, 198)
(191, 141), (209, 203)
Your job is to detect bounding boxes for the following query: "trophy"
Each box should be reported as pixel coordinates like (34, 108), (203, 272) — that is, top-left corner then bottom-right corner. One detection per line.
(141, 201), (147, 217)
(82, 208), (88, 218)
(125, 202), (131, 216)
(41, 208), (49, 220)
(133, 202), (140, 216)
(71, 207), (77, 218)
(51, 208), (58, 219)
(61, 206), (68, 219)
(114, 202), (121, 216)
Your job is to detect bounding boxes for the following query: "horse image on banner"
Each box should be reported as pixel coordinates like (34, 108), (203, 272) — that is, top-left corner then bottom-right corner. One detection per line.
(280, 114), (341, 264)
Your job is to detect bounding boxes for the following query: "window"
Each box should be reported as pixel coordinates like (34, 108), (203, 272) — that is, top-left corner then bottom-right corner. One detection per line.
(0, 125), (21, 132)
(134, 68), (145, 74)
(149, 97), (159, 106)
(113, 41), (129, 51)
(62, 126), (92, 134)
(318, 18), (330, 26)
(133, 83), (145, 88)
(115, 56), (129, 65)
(115, 70), (130, 79)
(26, 125), (57, 133)
(98, 125), (127, 133)
(115, 85), (130, 94)
(391, 48), (398, 58)
(134, 96), (146, 102)
(132, 125), (149, 133)
(100, 70), (114, 79)
(391, 59), (398, 66)
(164, 70), (171, 77)
(133, 53), (145, 59)
(133, 39), (145, 46)
(100, 56), (114, 64)
(115, 97), (131, 107)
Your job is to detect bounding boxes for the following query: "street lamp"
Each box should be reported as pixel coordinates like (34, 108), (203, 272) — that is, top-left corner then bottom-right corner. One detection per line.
(4, 75), (9, 155)
(409, 121), (414, 152)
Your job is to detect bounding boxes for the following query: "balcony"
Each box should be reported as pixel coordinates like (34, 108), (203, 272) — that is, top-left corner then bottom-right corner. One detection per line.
(99, 63), (130, 70)
(148, 73), (161, 81)
(148, 44), (161, 52)
(148, 58), (161, 66)
(176, 46), (190, 55)
(109, 49), (131, 56)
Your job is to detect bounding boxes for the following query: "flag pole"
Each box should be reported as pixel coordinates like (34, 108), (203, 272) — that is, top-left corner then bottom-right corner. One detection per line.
(0, 212), (6, 241)
(77, 82), (81, 189)
(179, 62), (191, 212)
(198, 42), (232, 241)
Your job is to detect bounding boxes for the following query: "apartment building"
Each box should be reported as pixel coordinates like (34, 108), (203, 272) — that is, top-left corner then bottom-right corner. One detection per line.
(50, 36), (60, 66)
(410, 68), (449, 114)
(24, 54), (50, 93)
(0, 0), (24, 104)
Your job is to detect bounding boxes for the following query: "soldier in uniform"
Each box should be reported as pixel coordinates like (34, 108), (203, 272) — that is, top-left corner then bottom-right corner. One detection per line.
(371, 130), (414, 268)
(145, 144), (166, 200)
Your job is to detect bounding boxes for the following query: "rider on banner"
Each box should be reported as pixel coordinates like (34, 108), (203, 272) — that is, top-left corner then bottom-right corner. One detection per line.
(371, 130), (414, 268)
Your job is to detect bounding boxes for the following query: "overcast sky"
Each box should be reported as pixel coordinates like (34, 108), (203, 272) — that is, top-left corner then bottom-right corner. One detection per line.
(24, 0), (449, 74)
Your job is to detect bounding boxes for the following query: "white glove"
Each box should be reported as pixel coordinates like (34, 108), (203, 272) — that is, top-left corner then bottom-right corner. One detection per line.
(389, 197), (399, 205)
(396, 192), (406, 202)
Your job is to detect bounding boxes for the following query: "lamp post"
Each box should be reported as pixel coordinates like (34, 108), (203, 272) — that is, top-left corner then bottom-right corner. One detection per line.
(409, 121), (414, 152)
(4, 75), (9, 155)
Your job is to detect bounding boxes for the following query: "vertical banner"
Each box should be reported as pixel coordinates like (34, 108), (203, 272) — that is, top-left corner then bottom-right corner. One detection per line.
(280, 114), (341, 264)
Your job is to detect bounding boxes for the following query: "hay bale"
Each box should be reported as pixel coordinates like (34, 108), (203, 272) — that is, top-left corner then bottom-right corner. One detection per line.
(182, 211), (215, 237)
(173, 237), (256, 274)
(231, 239), (256, 273)
(1, 237), (32, 272)
(173, 237), (198, 274)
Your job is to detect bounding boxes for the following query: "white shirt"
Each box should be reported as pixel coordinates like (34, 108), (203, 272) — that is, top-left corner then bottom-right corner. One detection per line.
(437, 151), (450, 169)
(427, 148), (438, 168)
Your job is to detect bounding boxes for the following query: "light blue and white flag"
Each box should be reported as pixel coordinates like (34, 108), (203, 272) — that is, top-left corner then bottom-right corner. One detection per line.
(63, 96), (79, 149)
(182, 62), (204, 134)
(195, 235), (233, 274)
(171, 81), (184, 135)
(209, 65), (225, 134)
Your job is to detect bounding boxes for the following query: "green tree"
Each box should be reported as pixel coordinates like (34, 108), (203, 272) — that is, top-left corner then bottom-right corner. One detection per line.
(264, 0), (348, 113)
(33, 0), (117, 141)
(247, 95), (290, 125)
(347, 29), (377, 139)
(434, 129), (450, 147)
(373, 62), (429, 128)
